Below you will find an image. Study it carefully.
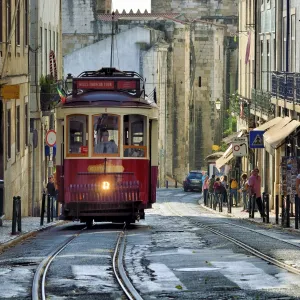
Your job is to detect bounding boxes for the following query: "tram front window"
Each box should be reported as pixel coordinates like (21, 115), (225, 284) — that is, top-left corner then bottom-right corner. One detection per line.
(123, 115), (147, 157)
(93, 114), (119, 155)
(67, 115), (88, 155)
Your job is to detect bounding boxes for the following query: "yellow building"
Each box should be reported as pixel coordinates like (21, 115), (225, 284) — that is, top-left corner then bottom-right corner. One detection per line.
(0, 0), (30, 219)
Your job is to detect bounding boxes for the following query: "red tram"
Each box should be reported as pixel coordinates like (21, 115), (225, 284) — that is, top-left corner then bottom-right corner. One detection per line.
(55, 68), (158, 227)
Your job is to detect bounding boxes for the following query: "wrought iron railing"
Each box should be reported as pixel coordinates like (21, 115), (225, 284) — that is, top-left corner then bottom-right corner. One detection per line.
(271, 72), (300, 103)
(251, 88), (275, 116)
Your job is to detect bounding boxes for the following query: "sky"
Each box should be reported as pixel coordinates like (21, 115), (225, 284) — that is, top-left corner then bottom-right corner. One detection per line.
(112, 0), (151, 13)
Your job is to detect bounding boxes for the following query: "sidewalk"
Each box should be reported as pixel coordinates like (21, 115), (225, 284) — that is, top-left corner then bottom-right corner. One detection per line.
(199, 197), (299, 232)
(0, 217), (63, 252)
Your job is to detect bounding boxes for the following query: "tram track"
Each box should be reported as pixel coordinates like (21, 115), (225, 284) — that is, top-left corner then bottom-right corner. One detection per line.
(158, 190), (300, 276)
(32, 223), (144, 300)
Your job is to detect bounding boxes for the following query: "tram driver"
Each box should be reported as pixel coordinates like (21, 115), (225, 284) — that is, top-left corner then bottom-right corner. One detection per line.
(94, 130), (118, 153)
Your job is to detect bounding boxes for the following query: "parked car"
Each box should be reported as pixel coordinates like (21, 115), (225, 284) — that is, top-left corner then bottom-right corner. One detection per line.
(183, 170), (203, 192)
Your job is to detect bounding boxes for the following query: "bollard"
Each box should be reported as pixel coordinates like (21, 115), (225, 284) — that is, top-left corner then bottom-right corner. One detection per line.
(295, 195), (299, 230)
(175, 181), (178, 188)
(47, 194), (51, 223)
(250, 194), (256, 219)
(248, 193), (252, 218)
(266, 193), (269, 223)
(40, 192), (46, 226)
(281, 195), (285, 227)
(275, 195), (279, 225)
(286, 195), (290, 228)
(262, 192), (266, 223)
(166, 180), (168, 189)
(12, 196), (21, 235)
(51, 196), (54, 222)
(17, 196), (21, 232)
(12, 196), (17, 235)
(228, 192), (232, 214)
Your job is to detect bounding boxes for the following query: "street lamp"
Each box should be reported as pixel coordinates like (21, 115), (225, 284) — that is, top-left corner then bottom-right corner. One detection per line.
(65, 73), (73, 93)
(215, 98), (221, 111)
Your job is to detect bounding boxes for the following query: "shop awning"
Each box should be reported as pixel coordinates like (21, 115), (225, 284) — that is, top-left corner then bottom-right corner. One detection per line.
(215, 145), (233, 170)
(264, 117), (291, 145)
(254, 117), (283, 131)
(264, 119), (300, 151)
(222, 132), (239, 144)
(216, 130), (246, 170)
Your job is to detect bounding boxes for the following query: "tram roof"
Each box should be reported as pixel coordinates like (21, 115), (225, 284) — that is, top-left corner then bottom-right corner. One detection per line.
(57, 90), (157, 109)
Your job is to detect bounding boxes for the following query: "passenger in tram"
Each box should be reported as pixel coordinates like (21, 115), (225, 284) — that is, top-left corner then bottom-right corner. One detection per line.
(94, 130), (118, 153)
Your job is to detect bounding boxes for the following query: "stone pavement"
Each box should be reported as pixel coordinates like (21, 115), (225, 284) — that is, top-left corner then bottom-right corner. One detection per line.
(199, 197), (300, 233)
(0, 217), (63, 252)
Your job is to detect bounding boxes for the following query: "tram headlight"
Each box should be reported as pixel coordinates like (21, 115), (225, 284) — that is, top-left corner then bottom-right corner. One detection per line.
(102, 181), (110, 190)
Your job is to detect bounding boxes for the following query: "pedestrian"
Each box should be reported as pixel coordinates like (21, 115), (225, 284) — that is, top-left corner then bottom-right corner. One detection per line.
(208, 174), (215, 205)
(248, 168), (265, 218)
(213, 177), (224, 204)
(46, 175), (57, 217)
(202, 175), (209, 205)
(240, 173), (249, 212)
(220, 175), (228, 205)
(229, 177), (238, 206)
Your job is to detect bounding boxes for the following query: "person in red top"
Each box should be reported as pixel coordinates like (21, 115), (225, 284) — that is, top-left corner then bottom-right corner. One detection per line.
(248, 168), (265, 217)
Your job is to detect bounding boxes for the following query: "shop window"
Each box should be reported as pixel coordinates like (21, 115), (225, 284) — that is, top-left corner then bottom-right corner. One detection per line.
(7, 109), (11, 159)
(93, 114), (119, 155)
(16, 106), (20, 153)
(123, 115), (147, 157)
(67, 115), (88, 156)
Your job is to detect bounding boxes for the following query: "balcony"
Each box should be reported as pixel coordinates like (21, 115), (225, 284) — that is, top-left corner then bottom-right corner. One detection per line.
(251, 89), (275, 117)
(271, 72), (300, 104)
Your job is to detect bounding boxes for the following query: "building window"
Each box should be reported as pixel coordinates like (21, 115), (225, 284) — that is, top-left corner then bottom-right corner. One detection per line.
(291, 14), (295, 72)
(7, 109), (11, 159)
(15, 0), (20, 45)
(24, 0), (28, 46)
(16, 106), (20, 153)
(44, 28), (47, 74)
(7, 0), (11, 43)
(25, 103), (28, 146)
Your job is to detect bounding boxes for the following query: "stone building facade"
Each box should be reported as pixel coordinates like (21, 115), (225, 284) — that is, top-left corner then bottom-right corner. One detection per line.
(29, 0), (63, 216)
(0, 0), (30, 219)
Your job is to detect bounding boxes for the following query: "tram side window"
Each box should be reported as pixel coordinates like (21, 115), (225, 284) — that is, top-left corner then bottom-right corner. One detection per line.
(68, 115), (88, 155)
(93, 114), (119, 155)
(123, 115), (147, 157)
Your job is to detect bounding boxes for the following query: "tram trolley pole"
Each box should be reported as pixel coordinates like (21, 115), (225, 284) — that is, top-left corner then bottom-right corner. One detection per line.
(40, 192), (46, 226)
(275, 195), (279, 225)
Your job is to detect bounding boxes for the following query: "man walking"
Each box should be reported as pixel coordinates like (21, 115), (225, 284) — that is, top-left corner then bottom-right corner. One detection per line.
(248, 168), (265, 218)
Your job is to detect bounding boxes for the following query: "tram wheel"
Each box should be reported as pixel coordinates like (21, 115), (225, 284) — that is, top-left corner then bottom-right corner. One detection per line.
(86, 219), (94, 229)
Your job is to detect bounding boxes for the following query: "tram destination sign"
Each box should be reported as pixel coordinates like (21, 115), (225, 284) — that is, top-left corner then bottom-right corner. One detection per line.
(73, 78), (139, 92)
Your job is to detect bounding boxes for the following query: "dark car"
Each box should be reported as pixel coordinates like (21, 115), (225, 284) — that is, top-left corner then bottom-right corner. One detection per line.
(183, 170), (203, 192)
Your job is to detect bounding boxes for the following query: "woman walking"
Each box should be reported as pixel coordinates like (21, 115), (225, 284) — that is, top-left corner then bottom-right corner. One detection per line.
(240, 173), (249, 212)
(202, 175), (209, 206)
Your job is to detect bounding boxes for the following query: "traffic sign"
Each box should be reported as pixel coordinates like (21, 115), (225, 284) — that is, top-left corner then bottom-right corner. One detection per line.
(232, 137), (248, 156)
(249, 130), (265, 148)
(46, 130), (56, 147)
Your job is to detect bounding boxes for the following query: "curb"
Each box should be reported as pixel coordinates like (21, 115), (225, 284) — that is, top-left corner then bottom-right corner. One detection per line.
(199, 201), (300, 234)
(0, 220), (65, 254)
